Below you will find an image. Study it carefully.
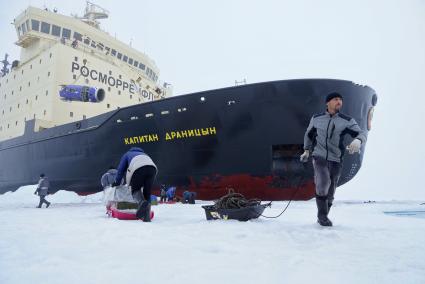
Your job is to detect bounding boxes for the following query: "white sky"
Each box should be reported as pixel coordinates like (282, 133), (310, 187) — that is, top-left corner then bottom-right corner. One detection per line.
(0, 0), (424, 200)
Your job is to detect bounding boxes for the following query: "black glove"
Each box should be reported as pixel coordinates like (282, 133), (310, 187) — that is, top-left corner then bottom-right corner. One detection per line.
(112, 181), (120, 187)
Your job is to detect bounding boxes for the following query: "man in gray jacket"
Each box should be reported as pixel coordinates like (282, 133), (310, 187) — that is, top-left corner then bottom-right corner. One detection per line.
(300, 92), (366, 226)
(34, 173), (51, 208)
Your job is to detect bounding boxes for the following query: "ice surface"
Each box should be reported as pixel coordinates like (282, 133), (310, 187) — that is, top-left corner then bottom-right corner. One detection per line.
(0, 186), (424, 284)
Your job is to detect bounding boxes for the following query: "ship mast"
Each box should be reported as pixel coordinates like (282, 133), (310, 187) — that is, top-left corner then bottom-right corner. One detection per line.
(79, 1), (109, 29)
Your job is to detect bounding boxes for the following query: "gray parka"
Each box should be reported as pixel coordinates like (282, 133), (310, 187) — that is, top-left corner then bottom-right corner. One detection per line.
(35, 177), (50, 196)
(303, 112), (367, 163)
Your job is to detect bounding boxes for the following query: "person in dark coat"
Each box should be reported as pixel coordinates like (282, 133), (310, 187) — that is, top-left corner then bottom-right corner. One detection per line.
(100, 166), (118, 189)
(34, 174), (51, 208)
(183, 191), (196, 204)
(159, 184), (167, 203)
(113, 147), (157, 222)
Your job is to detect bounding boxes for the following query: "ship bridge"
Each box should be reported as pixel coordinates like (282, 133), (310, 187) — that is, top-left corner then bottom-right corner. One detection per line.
(13, 3), (160, 83)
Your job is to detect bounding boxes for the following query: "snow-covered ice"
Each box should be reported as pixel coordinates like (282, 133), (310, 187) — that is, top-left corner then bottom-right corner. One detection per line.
(0, 186), (424, 284)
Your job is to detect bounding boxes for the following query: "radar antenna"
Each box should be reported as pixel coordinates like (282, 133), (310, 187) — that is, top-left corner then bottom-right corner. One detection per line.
(80, 1), (109, 28)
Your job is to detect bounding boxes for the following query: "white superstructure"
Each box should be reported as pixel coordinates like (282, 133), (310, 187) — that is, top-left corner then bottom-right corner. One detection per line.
(0, 2), (172, 141)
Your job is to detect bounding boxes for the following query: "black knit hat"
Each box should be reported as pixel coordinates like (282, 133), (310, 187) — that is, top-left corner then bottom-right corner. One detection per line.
(40, 173), (45, 178)
(326, 92), (343, 103)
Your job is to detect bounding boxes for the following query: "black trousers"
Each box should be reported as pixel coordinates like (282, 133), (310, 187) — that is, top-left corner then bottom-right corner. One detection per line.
(38, 195), (49, 208)
(130, 166), (157, 203)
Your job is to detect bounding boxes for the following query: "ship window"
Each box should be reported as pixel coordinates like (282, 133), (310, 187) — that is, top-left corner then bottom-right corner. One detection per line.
(91, 41), (97, 48)
(145, 113), (154, 118)
(97, 43), (104, 50)
(45, 90), (48, 95)
(108, 87), (111, 91)
(83, 115), (86, 119)
(111, 49), (117, 56)
(70, 112), (73, 117)
(130, 116), (138, 120)
(41, 22), (50, 34)
(73, 74), (77, 79)
(139, 63), (145, 70)
(21, 23), (27, 34)
(62, 28), (71, 39)
(84, 37), (90, 45)
(26, 20), (30, 31)
(44, 110), (46, 115)
(107, 104), (110, 108)
(18, 26), (21, 36)
(16, 121), (18, 126)
(129, 58), (133, 65)
(161, 111), (169, 115)
(105, 46), (110, 53)
(31, 20), (40, 31)
(134, 60), (138, 67)
(123, 55), (128, 62)
(73, 32), (82, 41)
(117, 53), (122, 60)
(51, 25), (61, 37)
(130, 95), (132, 99)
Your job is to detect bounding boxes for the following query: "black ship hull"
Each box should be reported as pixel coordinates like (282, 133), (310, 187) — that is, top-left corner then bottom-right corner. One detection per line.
(0, 79), (377, 200)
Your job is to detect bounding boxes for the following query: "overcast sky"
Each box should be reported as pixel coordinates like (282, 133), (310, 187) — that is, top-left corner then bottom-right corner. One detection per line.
(1, 0), (424, 200)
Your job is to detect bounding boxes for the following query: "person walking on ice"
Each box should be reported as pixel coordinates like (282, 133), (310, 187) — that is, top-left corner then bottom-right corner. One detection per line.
(300, 92), (366, 226)
(34, 173), (51, 208)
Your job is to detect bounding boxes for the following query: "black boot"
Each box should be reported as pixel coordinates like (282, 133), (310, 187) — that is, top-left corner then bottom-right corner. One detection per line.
(136, 200), (149, 220)
(143, 203), (151, 222)
(316, 195), (332, 226)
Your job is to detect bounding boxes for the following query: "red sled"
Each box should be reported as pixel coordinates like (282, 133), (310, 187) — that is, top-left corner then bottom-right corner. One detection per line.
(108, 207), (154, 221)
